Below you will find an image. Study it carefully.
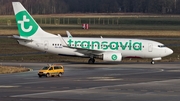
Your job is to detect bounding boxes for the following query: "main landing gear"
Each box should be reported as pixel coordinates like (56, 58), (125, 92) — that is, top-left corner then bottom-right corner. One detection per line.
(88, 58), (95, 64)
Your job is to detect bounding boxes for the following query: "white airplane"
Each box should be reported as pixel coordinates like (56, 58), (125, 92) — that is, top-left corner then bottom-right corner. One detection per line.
(12, 2), (173, 64)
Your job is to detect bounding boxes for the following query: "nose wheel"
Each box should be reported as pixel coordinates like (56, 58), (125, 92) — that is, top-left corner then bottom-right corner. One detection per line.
(88, 58), (95, 64)
(151, 61), (155, 64)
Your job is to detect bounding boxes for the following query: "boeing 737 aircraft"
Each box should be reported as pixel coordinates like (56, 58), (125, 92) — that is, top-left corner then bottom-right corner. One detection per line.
(12, 2), (173, 64)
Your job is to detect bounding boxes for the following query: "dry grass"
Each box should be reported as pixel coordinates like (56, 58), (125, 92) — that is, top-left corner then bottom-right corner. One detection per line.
(60, 30), (180, 37)
(0, 29), (18, 35)
(0, 66), (29, 74)
(9, 13), (180, 18)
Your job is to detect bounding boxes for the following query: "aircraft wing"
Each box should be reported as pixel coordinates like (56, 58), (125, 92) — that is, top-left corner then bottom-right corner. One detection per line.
(58, 34), (104, 55)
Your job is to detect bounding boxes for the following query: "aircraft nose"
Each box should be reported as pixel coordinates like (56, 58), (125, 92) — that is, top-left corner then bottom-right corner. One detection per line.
(166, 48), (173, 55)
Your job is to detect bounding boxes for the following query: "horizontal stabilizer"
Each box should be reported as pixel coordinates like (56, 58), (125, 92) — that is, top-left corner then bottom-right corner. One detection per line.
(13, 35), (33, 41)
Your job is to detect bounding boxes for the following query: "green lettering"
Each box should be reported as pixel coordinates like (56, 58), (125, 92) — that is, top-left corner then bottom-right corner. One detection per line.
(81, 41), (90, 49)
(120, 42), (128, 50)
(92, 41), (100, 50)
(110, 42), (118, 50)
(129, 40), (132, 50)
(68, 39), (142, 51)
(102, 41), (108, 50)
(68, 39), (73, 46)
(133, 42), (142, 50)
(75, 41), (81, 48)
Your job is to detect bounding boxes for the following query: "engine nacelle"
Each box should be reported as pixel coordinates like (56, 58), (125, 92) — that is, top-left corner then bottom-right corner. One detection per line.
(103, 52), (122, 62)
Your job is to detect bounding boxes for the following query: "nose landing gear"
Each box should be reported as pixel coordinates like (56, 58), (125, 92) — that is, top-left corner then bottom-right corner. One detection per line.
(151, 61), (155, 64)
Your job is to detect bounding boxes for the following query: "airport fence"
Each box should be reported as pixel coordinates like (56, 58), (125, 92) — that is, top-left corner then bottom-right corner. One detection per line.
(1, 16), (180, 26)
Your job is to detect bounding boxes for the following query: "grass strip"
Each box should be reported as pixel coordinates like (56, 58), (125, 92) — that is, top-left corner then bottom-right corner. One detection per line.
(0, 66), (30, 74)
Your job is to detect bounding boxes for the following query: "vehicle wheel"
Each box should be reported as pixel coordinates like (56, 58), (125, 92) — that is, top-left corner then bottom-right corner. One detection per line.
(46, 73), (51, 77)
(58, 73), (62, 77)
(38, 75), (42, 78)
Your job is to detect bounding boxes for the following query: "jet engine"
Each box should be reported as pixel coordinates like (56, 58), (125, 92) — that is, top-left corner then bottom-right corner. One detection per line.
(103, 52), (122, 62)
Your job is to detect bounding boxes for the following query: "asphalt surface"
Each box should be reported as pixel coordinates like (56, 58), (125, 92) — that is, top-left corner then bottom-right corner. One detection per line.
(0, 62), (180, 101)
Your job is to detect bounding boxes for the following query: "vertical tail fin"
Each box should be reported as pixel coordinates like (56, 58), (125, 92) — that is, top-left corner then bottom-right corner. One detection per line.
(12, 2), (55, 38)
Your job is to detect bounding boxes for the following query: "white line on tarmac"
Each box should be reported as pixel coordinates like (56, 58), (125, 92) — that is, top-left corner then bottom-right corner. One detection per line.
(0, 85), (19, 88)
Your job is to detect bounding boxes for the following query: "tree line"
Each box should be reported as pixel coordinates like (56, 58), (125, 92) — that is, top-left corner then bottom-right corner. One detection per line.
(1, 0), (180, 15)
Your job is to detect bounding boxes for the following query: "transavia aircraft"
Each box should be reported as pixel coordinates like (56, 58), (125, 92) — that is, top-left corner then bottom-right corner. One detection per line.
(12, 2), (173, 64)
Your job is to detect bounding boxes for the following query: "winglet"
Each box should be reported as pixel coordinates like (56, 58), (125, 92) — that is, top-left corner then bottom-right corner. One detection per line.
(66, 31), (73, 38)
(58, 34), (67, 46)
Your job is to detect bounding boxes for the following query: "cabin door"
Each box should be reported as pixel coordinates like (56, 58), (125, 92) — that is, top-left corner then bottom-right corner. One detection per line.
(148, 43), (153, 52)
(44, 40), (49, 51)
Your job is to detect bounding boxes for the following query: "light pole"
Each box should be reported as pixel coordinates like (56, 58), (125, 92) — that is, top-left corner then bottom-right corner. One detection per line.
(175, 0), (177, 10)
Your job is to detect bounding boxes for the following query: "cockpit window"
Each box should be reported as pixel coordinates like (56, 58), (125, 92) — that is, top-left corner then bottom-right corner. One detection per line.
(158, 45), (166, 48)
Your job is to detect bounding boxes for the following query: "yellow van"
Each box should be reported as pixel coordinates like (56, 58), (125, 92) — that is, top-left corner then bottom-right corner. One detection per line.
(38, 64), (64, 77)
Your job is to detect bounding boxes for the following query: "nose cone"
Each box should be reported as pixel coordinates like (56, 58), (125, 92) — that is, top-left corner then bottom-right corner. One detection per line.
(166, 48), (173, 56)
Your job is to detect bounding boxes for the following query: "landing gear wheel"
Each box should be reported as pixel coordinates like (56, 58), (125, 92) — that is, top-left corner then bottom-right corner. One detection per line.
(88, 58), (95, 64)
(151, 61), (155, 65)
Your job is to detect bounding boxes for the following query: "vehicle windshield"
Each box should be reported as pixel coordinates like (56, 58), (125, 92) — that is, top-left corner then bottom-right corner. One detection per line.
(42, 66), (49, 70)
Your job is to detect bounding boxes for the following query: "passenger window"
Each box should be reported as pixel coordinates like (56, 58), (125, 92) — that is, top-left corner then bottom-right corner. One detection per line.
(54, 66), (59, 69)
(54, 66), (62, 69)
(49, 67), (53, 70)
(59, 66), (63, 69)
